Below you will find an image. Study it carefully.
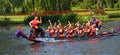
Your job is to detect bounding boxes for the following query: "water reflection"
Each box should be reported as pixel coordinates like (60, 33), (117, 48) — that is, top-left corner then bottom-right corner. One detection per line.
(0, 26), (10, 32)
(30, 43), (41, 55)
(87, 39), (100, 45)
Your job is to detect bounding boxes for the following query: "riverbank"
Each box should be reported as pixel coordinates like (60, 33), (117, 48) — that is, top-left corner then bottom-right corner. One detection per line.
(0, 9), (120, 24)
(0, 16), (120, 25)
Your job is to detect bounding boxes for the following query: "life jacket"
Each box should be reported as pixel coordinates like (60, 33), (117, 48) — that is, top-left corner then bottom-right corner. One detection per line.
(59, 28), (65, 37)
(78, 28), (83, 36)
(75, 27), (83, 36)
(90, 27), (96, 36)
(68, 28), (74, 37)
(59, 28), (64, 34)
(49, 28), (56, 37)
(84, 26), (90, 33)
(15, 30), (21, 38)
(15, 30), (27, 39)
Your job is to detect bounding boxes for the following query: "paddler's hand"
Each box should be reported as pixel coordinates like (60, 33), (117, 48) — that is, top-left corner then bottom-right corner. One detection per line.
(39, 17), (41, 19)
(48, 20), (50, 22)
(58, 20), (60, 22)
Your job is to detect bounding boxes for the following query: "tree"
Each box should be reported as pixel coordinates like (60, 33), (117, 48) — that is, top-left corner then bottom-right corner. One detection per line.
(0, 0), (12, 14)
(97, 0), (106, 9)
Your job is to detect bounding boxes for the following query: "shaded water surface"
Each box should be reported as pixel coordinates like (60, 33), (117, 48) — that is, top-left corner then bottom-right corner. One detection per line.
(0, 21), (120, 55)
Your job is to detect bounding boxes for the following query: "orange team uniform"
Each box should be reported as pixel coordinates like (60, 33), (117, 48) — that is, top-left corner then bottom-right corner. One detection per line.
(90, 27), (96, 36)
(67, 27), (75, 37)
(75, 27), (83, 36)
(30, 19), (42, 37)
(31, 20), (40, 29)
(58, 28), (65, 37)
(84, 26), (91, 36)
(49, 28), (56, 37)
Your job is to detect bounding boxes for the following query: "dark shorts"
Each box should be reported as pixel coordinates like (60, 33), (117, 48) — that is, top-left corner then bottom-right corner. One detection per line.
(30, 27), (45, 36)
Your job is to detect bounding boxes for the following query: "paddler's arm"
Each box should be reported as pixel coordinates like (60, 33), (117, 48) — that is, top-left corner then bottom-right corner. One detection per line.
(99, 21), (102, 26)
(58, 20), (61, 26)
(97, 19), (101, 26)
(54, 22), (56, 28)
(68, 21), (72, 27)
(39, 17), (42, 23)
(75, 21), (80, 26)
(82, 23), (85, 28)
(87, 20), (90, 23)
(48, 20), (53, 27)
(29, 21), (33, 28)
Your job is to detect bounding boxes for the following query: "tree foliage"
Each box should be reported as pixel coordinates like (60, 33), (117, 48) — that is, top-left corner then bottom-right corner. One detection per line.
(0, 0), (120, 15)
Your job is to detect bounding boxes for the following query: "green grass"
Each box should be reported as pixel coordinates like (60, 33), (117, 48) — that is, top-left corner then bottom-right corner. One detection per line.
(109, 18), (120, 21)
(74, 10), (120, 16)
(75, 12), (94, 16)
(105, 10), (120, 14)
(0, 15), (28, 22)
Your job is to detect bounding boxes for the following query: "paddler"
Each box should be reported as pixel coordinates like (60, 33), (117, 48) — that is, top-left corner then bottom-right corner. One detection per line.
(56, 20), (65, 37)
(29, 16), (43, 37)
(89, 24), (99, 36)
(114, 26), (120, 33)
(46, 26), (56, 37)
(74, 22), (84, 37)
(66, 21), (75, 37)
(91, 16), (102, 30)
(83, 22), (91, 36)
(46, 20), (56, 37)
(15, 25), (27, 39)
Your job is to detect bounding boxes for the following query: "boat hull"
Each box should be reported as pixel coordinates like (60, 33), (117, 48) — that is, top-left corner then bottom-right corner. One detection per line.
(27, 32), (114, 42)
(15, 30), (115, 42)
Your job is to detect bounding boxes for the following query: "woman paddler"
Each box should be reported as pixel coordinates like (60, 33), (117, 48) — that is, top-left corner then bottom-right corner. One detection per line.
(114, 26), (120, 33)
(89, 24), (99, 36)
(56, 20), (65, 37)
(91, 16), (102, 30)
(66, 21), (75, 38)
(29, 16), (43, 37)
(46, 20), (56, 37)
(15, 25), (27, 39)
(83, 21), (91, 36)
(74, 22), (84, 37)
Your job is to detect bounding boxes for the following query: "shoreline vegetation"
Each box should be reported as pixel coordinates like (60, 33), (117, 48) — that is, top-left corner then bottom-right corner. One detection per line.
(0, 0), (120, 26)
(0, 9), (120, 26)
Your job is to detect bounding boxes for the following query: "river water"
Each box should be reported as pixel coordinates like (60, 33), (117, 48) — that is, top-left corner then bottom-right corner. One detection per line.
(0, 20), (120, 55)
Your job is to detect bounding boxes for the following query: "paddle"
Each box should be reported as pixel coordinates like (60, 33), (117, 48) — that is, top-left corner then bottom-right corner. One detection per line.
(101, 25), (114, 32)
(101, 25), (120, 34)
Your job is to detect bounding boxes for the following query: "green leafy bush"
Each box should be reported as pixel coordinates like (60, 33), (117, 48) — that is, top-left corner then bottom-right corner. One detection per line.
(24, 13), (109, 25)
(60, 13), (77, 23)
(0, 18), (11, 26)
(107, 13), (120, 18)
(24, 16), (35, 24)
(24, 13), (77, 24)
(75, 15), (109, 22)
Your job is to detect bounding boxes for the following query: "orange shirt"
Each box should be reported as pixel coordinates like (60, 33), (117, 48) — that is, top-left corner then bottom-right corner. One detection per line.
(31, 20), (40, 28)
